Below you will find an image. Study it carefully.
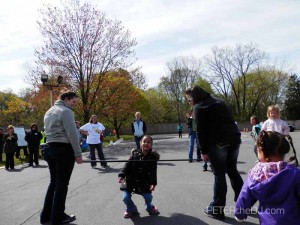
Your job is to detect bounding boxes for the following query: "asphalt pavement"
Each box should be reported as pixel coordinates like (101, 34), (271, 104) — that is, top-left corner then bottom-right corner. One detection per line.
(1, 131), (299, 225)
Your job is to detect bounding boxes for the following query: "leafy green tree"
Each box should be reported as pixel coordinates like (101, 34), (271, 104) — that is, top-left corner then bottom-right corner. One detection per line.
(231, 69), (288, 121)
(159, 56), (202, 123)
(193, 77), (214, 94)
(144, 88), (177, 124)
(284, 74), (300, 120)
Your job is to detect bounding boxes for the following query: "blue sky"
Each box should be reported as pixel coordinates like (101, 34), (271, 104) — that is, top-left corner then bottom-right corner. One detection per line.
(0, 0), (299, 94)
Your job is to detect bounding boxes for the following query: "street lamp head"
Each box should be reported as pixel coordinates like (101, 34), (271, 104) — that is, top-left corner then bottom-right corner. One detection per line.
(57, 75), (63, 84)
(41, 74), (48, 84)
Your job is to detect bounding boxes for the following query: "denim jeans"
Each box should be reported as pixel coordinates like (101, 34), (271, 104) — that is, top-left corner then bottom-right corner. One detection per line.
(207, 143), (243, 213)
(134, 136), (143, 150)
(188, 131), (200, 160)
(122, 191), (154, 212)
(41, 143), (75, 224)
(89, 143), (107, 167)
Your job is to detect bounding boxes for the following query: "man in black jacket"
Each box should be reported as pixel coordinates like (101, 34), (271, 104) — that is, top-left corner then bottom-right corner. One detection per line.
(25, 123), (43, 166)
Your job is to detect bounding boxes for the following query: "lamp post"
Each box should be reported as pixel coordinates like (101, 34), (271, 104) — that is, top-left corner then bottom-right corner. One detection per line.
(41, 74), (63, 107)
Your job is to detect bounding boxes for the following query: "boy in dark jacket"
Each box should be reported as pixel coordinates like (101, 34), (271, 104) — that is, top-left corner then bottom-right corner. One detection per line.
(25, 123), (43, 166)
(118, 135), (160, 218)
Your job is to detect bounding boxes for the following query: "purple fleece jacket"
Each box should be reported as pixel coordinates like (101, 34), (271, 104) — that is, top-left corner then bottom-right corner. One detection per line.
(235, 162), (300, 225)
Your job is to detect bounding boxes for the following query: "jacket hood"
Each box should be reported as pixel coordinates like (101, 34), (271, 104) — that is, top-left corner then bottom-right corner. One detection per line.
(54, 99), (71, 109)
(248, 162), (297, 204)
(194, 96), (220, 109)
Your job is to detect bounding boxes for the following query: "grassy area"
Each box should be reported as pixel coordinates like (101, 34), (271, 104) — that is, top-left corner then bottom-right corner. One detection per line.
(0, 135), (134, 167)
(102, 134), (133, 145)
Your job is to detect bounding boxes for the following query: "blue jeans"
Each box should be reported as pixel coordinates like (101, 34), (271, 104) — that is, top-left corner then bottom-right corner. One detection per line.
(188, 131), (200, 160)
(89, 143), (107, 167)
(207, 143), (243, 212)
(41, 143), (75, 224)
(122, 191), (153, 212)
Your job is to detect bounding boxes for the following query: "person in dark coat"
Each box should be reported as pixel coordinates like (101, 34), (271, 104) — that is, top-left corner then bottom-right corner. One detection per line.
(118, 135), (160, 218)
(0, 128), (4, 161)
(185, 86), (243, 220)
(25, 123), (43, 166)
(3, 125), (18, 170)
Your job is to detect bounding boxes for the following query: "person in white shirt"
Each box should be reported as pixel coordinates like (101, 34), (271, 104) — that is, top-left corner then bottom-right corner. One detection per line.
(80, 115), (108, 168)
(261, 105), (290, 135)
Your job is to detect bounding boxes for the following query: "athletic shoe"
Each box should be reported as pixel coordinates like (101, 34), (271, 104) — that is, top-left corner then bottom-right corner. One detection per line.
(147, 206), (159, 215)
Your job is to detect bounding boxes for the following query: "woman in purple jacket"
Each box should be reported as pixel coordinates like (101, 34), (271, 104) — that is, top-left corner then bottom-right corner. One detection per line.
(235, 131), (300, 225)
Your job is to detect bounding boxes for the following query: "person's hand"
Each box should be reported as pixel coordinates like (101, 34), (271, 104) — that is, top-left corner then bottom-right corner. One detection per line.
(150, 185), (155, 191)
(201, 154), (209, 162)
(118, 177), (123, 183)
(75, 156), (83, 164)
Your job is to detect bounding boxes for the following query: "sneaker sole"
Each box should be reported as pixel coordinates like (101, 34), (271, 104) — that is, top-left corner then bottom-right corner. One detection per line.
(124, 211), (139, 218)
(204, 211), (225, 220)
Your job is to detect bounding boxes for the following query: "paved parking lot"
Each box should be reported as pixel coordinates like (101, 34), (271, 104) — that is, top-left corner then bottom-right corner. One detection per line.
(0, 131), (299, 225)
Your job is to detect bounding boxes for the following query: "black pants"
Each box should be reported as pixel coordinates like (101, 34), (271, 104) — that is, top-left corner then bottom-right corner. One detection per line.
(89, 143), (107, 167)
(5, 152), (15, 169)
(16, 146), (28, 158)
(0, 143), (3, 161)
(28, 145), (39, 165)
(41, 143), (75, 224)
(178, 131), (182, 138)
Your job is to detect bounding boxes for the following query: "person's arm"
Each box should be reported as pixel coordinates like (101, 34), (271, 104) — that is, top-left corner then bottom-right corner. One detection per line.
(261, 120), (267, 131)
(38, 132), (43, 141)
(282, 121), (290, 135)
(61, 110), (82, 158)
(99, 123), (105, 132)
(254, 126), (261, 136)
(131, 121), (135, 134)
(13, 133), (18, 142)
(79, 124), (89, 136)
(234, 176), (257, 221)
(193, 105), (209, 155)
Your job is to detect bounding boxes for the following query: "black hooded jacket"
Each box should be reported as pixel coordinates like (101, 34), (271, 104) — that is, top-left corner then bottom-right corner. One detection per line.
(118, 149), (160, 194)
(25, 129), (43, 148)
(193, 96), (241, 155)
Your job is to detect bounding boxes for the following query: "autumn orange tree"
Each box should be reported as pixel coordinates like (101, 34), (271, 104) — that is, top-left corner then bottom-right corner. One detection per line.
(26, 84), (64, 127)
(89, 70), (149, 138)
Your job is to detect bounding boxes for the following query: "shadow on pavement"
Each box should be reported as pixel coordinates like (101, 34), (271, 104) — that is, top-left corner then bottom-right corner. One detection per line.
(157, 162), (176, 166)
(130, 213), (209, 225)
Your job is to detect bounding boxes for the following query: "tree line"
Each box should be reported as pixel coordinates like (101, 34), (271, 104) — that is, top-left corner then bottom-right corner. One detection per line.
(1, 0), (299, 136)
